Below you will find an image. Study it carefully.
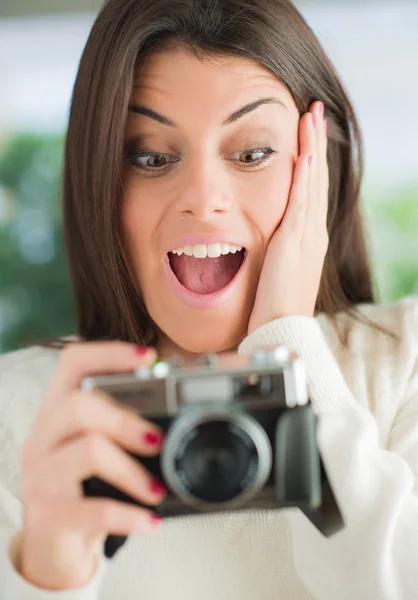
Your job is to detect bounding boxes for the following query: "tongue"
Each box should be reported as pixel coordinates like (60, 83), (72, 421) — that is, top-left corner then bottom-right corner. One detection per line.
(169, 251), (244, 294)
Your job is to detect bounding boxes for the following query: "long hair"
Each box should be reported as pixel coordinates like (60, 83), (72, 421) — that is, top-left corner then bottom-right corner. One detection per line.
(28, 0), (399, 351)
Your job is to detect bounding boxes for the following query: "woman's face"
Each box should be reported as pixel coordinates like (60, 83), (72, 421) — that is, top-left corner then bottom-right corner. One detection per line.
(121, 48), (300, 357)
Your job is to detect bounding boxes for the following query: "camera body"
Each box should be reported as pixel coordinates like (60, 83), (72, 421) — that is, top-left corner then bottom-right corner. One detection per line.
(81, 346), (344, 558)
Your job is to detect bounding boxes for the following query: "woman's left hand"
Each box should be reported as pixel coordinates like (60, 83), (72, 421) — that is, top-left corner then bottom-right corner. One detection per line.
(247, 100), (330, 336)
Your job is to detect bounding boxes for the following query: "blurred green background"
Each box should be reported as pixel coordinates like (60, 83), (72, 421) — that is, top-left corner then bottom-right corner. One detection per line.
(0, 0), (417, 354)
(0, 133), (76, 353)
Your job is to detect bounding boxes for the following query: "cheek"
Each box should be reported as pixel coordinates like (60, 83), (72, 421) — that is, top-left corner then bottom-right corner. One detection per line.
(249, 158), (295, 241)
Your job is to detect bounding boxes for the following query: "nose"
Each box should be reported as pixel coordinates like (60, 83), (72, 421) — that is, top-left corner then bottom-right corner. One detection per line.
(173, 159), (233, 220)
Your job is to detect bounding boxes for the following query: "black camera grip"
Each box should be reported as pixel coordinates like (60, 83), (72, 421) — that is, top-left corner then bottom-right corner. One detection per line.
(81, 478), (139, 559)
(82, 452), (162, 559)
(275, 405), (345, 537)
(103, 533), (128, 559)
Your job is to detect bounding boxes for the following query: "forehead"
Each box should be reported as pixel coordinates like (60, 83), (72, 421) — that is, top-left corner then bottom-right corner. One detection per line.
(133, 48), (295, 109)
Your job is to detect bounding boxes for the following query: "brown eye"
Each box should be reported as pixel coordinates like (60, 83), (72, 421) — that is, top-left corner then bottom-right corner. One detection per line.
(127, 152), (168, 169)
(230, 147), (278, 170)
(239, 150), (265, 163)
(146, 154), (167, 167)
(126, 152), (178, 174)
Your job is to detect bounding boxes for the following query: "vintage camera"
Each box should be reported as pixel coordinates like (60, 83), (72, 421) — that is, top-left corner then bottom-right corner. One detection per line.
(80, 346), (345, 559)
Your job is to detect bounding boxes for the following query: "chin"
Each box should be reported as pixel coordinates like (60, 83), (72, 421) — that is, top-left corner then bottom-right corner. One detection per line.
(151, 307), (251, 355)
(175, 327), (246, 354)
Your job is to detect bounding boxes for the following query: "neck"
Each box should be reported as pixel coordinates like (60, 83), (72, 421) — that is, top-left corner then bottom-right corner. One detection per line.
(156, 337), (240, 362)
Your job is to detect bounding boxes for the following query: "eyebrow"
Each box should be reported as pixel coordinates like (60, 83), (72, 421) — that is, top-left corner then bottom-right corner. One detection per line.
(128, 97), (288, 128)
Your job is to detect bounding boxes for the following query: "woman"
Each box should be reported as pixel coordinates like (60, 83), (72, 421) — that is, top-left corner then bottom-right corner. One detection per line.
(1, 0), (417, 598)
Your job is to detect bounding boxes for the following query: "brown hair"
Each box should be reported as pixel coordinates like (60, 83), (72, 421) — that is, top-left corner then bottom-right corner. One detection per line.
(27, 0), (399, 352)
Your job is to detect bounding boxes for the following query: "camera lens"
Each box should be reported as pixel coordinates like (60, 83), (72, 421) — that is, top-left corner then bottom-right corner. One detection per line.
(175, 421), (259, 503)
(161, 411), (272, 508)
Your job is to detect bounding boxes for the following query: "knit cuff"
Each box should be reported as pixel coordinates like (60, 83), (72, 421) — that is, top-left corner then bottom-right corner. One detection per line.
(4, 529), (107, 599)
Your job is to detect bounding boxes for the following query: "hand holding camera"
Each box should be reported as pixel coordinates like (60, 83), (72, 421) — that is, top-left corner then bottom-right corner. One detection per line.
(81, 345), (344, 559)
(18, 342), (166, 591)
(17, 340), (344, 591)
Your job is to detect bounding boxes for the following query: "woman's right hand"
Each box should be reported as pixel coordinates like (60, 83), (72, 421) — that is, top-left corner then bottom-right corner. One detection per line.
(17, 341), (166, 591)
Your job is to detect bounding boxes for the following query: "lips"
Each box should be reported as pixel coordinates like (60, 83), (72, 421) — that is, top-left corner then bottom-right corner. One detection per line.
(168, 249), (246, 295)
(163, 250), (248, 309)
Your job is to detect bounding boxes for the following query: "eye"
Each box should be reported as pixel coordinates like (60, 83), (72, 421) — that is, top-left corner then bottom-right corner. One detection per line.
(125, 146), (278, 175)
(230, 147), (278, 170)
(125, 152), (177, 172)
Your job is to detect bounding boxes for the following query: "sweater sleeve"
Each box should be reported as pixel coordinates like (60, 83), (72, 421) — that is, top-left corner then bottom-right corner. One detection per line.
(238, 304), (418, 600)
(1, 526), (108, 599)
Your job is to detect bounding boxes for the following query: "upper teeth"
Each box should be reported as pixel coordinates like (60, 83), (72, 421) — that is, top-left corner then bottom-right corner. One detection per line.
(170, 243), (243, 258)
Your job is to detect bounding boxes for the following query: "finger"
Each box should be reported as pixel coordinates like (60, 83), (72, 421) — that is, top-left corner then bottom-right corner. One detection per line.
(26, 496), (162, 541)
(46, 341), (157, 404)
(299, 111), (316, 157)
(306, 100), (324, 166)
(322, 118), (330, 225)
(25, 388), (164, 463)
(317, 106), (329, 230)
(315, 102), (329, 202)
(29, 433), (167, 507)
(81, 498), (163, 537)
(293, 111), (316, 234)
(307, 102), (328, 228)
(308, 116), (318, 220)
(281, 153), (311, 235)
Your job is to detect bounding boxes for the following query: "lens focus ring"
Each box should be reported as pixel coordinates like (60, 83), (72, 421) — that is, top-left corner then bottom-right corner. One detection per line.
(160, 408), (272, 510)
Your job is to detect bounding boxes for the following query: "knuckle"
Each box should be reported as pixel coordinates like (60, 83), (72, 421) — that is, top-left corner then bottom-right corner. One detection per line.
(122, 409), (143, 438)
(94, 391), (130, 435)
(59, 341), (81, 362)
(118, 414), (137, 448)
(57, 343), (82, 375)
(95, 501), (117, 528)
(83, 434), (105, 463)
(68, 393), (91, 430)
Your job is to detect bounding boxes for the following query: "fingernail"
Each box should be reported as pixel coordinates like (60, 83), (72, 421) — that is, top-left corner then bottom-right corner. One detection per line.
(144, 431), (163, 445)
(134, 346), (149, 357)
(149, 514), (163, 526)
(308, 155), (313, 167)
(149, 479), (167, 495)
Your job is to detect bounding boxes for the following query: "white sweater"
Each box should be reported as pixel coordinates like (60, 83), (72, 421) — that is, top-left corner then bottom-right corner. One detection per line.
(1, 295), (418, 600)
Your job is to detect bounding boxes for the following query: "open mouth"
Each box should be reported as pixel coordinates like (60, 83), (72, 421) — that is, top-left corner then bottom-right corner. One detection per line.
(168, 248), (246, 295)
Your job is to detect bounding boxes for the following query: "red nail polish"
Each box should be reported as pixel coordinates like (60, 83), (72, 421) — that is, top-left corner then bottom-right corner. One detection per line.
(149, 514), (163, 526)
(149, 480), (167, 495)
(135, 346), (149, 357)
(308, 155), (313, 167)
(144, 431), (162, 445)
